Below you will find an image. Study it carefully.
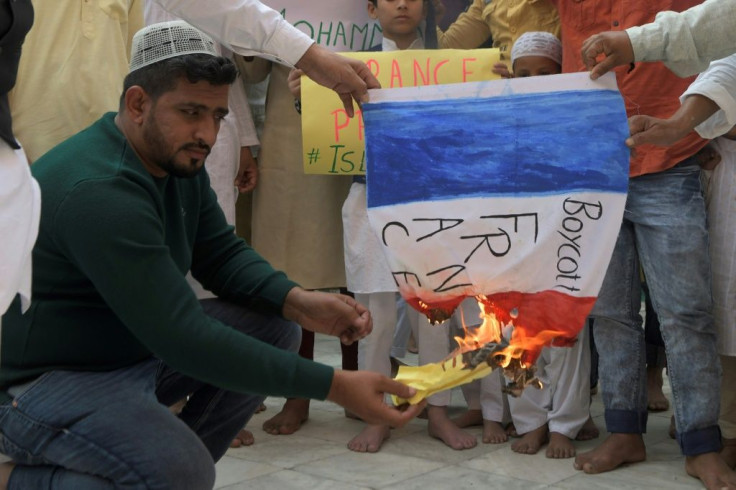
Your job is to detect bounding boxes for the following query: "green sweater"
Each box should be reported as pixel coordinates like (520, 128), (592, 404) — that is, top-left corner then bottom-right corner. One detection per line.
(0, 113), (333, 401)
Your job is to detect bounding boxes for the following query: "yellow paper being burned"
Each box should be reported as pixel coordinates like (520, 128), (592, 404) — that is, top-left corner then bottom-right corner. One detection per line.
(391, 352), (493, 406)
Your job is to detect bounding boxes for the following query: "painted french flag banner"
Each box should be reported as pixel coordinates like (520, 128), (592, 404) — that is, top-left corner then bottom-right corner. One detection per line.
(363, 73), (630, 364)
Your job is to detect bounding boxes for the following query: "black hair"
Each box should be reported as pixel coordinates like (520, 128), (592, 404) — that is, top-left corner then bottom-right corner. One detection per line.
(368, 0), (438, 49)
(119, 54), (237, 109)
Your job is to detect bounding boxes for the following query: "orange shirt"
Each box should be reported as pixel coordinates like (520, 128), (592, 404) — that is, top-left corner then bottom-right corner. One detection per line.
(552, 0), (707, 177)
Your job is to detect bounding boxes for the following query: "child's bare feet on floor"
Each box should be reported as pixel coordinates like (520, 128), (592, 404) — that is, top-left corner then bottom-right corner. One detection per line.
(546, 431), (575, 458)
(482, 419), (508, 444)
(511, 424), (548, 454)
(574, 433), (646, 474)
(646, 365), (669, 412)
(575, 415), (600, 441)
(685, 451), (736, 489)
(230, 429), (255, 448)
(453, 408), (483, 428)
(348, 424), (390, 453)
(262, 398), (309, 435)
(428, 405), (477, 450)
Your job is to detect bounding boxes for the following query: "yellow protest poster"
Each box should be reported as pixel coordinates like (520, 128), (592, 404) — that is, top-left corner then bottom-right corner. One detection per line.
(301, 48), (502, 175)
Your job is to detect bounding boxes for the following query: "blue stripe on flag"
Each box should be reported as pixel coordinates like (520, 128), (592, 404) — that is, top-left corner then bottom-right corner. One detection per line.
(363, 89), (629, 208)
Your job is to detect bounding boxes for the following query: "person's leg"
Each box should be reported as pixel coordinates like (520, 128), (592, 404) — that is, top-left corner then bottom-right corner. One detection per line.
(479, 370), (509, 443)
(391, 294), (413, 359)
(262, 328), (312, 435)
(157, 298), (301, 460)
(642, 280), (669, 412)
(348, 292), (397, 453)
(631, 162), (730, 487)
(423, 299), (477, 450)
(547, 326), (593, 458)
(0, 361), (214, 489)
(574, 215), (648, 474)
(508, 348), (551, 455)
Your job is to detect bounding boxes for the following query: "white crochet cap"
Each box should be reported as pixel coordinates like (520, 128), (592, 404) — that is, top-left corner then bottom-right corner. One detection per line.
(510, 31), (562, 67)
(129, 20), (218, 72)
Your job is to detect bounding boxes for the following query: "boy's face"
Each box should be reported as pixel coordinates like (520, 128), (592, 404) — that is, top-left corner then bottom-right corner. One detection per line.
(368, 0), (425, 40)
(513, 56), (561, 78)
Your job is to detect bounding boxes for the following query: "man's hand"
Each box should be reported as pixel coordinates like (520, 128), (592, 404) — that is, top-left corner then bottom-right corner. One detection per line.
(295, 44), (380, 118)
(234, 147), (258, 192)
(626, 115), (692, 148)
(492, 62), (512, 79)
(327, 370), (426, 428)
(626, 94), (721, 148)
(581, 31), (635, 80)
(282, 287), (372, 344)
(287, 68), (303, 100)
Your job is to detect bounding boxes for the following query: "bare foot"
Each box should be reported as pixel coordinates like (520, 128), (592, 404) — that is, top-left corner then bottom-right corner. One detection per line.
(347, 424), (390, 453)
(506, 422), (518, 438)
(685, 452), (736, 489)
(646, 366), (670, 412)
(574, 433), (646, 474)
(453, 408), (483, 428)
(427, 405), (477, 450)
(512, 424), (549, 455)
(575, 415), (600, 441)
(255, 403), (267, 414)
(482, 419), (508, 444)
(722, 438), (736, 470)
(229, 428), (255, 448)
(547, 432), (576, 459)
(262, 398), (309, 435)
(0, 462), (15, 490)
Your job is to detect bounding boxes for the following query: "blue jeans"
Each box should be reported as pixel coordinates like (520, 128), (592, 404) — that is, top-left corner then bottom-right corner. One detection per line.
(0, 299), (301, 489)
(591, 157), (721, 456)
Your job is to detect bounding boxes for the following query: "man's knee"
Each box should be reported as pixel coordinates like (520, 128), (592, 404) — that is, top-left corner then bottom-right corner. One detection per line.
(273, 318), (301, 353)
(150, 440), (215, 490)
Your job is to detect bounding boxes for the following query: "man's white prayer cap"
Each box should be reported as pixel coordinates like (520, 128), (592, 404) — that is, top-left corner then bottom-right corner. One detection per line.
(129, 20), (218, 72)
(511, 31), (562, 67)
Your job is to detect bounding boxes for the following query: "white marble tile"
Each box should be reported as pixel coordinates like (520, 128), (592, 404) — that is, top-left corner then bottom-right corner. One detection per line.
(213, 456), (280, 489)
(460, 444), (580, 485)
(380, 425), (505, 465)
(296, 450), (445, 487)
(381, 466), (547, 490)
(550, 459), (702, 489)
(218, 469), (372, 490)
(226, 433), (349, 468)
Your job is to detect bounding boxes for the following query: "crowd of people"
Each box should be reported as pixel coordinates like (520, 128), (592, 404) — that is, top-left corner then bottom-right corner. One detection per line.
(1, 0), (735, 488)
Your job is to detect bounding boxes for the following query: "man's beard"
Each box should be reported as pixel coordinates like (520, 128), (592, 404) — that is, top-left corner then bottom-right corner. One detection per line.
(142, 115), (210, 178)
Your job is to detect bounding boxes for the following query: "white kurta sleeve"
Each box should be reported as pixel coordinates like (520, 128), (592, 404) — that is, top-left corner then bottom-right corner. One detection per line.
(681, 54), (736, 139)
(626, 0), (736, 78)
(152, 0), (314, 66)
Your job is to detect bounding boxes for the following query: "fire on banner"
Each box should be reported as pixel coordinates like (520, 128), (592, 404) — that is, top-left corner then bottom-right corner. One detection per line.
(362, 73), (630, 404)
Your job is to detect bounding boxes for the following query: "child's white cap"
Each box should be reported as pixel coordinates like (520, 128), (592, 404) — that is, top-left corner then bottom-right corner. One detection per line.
(510, 31), (562, 67)
(129, 20), (218, 73)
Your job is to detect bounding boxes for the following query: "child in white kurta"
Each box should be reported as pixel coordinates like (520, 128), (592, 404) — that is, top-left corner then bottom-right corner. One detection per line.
(343, 0), (497, 453)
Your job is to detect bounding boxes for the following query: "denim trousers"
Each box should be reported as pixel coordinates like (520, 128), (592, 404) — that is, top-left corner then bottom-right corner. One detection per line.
(0, 299), (301, 489)
(591, 157), (722, 456)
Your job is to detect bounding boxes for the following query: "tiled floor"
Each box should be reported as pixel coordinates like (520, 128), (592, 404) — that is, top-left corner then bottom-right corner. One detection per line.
(215, 333), (702, 490)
